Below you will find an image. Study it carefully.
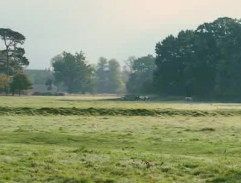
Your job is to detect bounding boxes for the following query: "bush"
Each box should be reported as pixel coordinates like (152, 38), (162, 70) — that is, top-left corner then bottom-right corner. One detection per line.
(32, 92), (65, 96)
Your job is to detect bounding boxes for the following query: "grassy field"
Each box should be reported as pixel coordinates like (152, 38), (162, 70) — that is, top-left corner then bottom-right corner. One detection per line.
(2, 96), (241, 110)
(0, 96), (241, 182)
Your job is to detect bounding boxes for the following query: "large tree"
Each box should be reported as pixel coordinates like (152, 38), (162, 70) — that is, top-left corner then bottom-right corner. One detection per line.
(0, 28), (29, 75)
(52, 51), (93, 93)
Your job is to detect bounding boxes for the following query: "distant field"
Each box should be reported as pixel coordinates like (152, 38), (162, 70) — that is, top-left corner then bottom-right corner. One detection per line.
(0, 96), (241, 182)
(2, 96), (241, 110)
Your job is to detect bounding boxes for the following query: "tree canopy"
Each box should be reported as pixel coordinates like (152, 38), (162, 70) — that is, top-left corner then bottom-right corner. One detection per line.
(0, 28), (28, 75)
(10, 72), (32, 95)
(154, 17), (241, 101)
(0, 28), (30, 95)
(52, 52), (93, 93)
(127, 55), (156, 94)
(0, 73), (9, 92)
(95, 57), (124, 93)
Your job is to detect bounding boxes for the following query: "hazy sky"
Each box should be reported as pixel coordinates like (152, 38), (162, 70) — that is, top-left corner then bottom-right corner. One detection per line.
(1, 0), (241, 69)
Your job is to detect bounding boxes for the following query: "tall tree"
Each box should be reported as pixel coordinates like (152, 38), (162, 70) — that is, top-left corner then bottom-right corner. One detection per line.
(95, 57), (109, 93)
(108, 59), (124, 93)
(0, 28), (28, 75)
(125, 56), (136, 73)
(95, 58), (124, 93)
(211, 18), (241, 100)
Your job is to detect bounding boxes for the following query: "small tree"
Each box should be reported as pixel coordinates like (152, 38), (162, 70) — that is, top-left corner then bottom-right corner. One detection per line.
(10, 72), (32, 95)
(0, 73), (9, 94)
(45, 78), (53, 91)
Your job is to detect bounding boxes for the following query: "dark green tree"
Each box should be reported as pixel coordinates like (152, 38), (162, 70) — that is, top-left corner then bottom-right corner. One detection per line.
(154, 17), (241, 101)
(10, 72), (32, 95)
(45, 78), (53, 91)
(212, 18), (241, 100)
(95, 57), (109, 93)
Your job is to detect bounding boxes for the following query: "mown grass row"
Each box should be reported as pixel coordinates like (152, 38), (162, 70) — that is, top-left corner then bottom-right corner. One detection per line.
(0, 106), (241, 116)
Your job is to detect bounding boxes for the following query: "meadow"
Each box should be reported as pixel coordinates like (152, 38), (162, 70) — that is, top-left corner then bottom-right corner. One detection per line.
(0, 96), (241, 183)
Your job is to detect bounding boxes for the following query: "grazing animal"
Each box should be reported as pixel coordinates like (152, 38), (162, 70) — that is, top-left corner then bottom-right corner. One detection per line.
(135, 96), (141, 100)
(138, 96), (150, 101)
(122, 95), (150, 101)
(185, 97), (193, 102)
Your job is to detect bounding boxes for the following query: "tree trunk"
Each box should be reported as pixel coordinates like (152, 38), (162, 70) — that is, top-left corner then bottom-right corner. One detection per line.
(4, 38), (10, 95)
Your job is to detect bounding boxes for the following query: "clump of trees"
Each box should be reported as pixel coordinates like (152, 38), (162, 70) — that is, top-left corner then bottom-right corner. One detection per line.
(154, 17), (241, 101)
(0, 28), (31, 95)
(51, 53), (125, 94)
(51, 52), (94, 94)
(3, 17), (241, 101)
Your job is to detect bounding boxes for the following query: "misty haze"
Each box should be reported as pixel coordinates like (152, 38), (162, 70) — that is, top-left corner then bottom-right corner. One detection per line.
(1, 0), (241, 182)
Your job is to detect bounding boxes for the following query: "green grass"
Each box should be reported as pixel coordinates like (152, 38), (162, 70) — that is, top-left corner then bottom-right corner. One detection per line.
(2, 96), (241, 110)
(0, 96), (241, 182)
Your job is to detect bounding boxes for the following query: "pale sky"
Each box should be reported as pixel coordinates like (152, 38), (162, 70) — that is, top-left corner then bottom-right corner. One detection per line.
(0, 0), (241, 69)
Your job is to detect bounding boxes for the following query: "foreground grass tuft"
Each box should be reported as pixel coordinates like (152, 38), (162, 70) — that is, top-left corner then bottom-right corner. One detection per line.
(1, 106), (241, 117)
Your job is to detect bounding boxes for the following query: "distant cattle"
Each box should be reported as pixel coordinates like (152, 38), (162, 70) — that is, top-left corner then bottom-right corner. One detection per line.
(138, 96), (150, 101)
(122, 95), (150, 101)
(185, 97), (193, 102)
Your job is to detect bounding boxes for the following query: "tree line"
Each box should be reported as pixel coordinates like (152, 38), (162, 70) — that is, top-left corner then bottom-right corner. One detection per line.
(50, 52), (156, 95)
(1, 17), (241, 101)
(154, 17), (241, 101)
(53, 17), (241, 101)
(51, 53), (126, 94)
